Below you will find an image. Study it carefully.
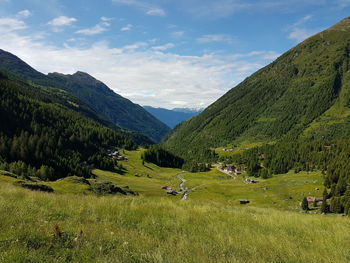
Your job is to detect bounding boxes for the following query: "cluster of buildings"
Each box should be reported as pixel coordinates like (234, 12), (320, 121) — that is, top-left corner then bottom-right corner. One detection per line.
(108, 150), (127, 161)
(222, 164), (242, 175)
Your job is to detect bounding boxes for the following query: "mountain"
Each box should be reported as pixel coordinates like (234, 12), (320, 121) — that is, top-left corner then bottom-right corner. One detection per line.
(47, 72), (170, 142)
(0, 70), (152, 180)
(0, 49), (170, 142)
(143, 106), (202, 128)
(163, 17), (350, 158)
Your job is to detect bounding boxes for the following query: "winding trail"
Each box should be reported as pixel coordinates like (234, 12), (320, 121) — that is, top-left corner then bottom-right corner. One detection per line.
(176, 171), (189, 200)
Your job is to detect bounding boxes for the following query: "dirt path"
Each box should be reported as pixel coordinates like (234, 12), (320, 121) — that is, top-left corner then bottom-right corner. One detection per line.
(176, 171), (189, 200)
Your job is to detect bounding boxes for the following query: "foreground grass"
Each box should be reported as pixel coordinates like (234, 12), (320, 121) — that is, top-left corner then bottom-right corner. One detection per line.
(1, 183), (349, 263)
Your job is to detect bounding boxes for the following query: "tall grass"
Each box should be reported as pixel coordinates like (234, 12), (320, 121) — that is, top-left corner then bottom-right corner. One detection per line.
(0, 183), (349, 263)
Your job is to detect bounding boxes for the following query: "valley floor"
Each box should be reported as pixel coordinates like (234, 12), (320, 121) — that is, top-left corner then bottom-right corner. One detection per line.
(0, 149), (348, 262)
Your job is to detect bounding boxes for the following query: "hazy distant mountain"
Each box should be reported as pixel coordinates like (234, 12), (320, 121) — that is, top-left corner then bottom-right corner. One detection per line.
(0, 49), (170, 142)
(143, 106), (202, 128)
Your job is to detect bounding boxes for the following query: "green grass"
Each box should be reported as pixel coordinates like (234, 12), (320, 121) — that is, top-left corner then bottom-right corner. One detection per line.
(0, 150), (325, 210)
(91, 150), (324, 211)
(1, 182), (349, 263)
(214, 142), (273, 157)
(0, 150), (343, 262)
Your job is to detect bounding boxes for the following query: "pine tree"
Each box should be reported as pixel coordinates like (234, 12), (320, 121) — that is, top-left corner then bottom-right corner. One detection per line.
(321, 199), (329, 214)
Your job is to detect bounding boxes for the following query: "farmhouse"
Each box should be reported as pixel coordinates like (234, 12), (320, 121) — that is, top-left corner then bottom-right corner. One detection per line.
(306, 196), (324, 203)
(223, 164), (242, 175)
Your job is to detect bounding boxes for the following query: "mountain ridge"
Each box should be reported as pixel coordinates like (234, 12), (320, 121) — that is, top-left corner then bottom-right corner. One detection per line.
(0, 49), (170, 142)
(163, 17), (350, 159)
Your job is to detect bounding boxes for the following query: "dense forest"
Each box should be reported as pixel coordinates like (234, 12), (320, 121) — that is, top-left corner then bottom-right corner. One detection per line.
(142, 145), (215, 172)
(141, 146), (184, 168)
(0, 71), (148, 180)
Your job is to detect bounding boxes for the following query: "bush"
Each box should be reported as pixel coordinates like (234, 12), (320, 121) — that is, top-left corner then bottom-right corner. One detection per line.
(301, 197), (309, 211)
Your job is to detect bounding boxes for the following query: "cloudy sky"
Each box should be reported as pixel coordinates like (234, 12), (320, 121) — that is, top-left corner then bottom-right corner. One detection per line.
(0, 0), (349, 109)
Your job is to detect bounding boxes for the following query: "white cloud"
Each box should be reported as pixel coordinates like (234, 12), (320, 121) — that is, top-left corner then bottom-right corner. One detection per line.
(17, 10), (32, 19)
(146, 8), (166, 16)
(288, 28), (315, 42)
(151, 43), (175, 51)
(48, 16), (77, 27)
(101, 16), (114, 22)
(112, 0), (166, 16)
(120, 24), (133, 31)
(76, 18), (111, 35)
(171, 31), (185, 38)
(197, 34), (234, 44)
(123, 41), (148, 50)
(0, 18), (278, 109)
(0, 18), (27, 33)
(287, 15), (318, 43)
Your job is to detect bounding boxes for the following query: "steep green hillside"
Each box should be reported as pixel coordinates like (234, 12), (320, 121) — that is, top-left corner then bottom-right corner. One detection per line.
(164, 17), (350, 156)
(0, 49), (170, 142)
(48, 72), (170, 142)
(0, 71), (151, 180)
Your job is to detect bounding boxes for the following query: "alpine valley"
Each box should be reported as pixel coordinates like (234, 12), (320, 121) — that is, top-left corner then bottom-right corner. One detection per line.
(1, 13), (350, 263)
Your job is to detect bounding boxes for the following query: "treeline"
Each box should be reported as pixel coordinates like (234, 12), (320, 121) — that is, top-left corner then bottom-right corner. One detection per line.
(142, 146), (214, 172)
(222, 140), (350, 214)
(182, 161), (211, 172)
(141, 146), (184, 168)
(0, 75), (137, 180)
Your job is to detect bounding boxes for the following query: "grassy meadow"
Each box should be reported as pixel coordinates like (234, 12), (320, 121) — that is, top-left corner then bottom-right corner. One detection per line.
(0, 149), (348, 262)
(1, 182), (350, 263)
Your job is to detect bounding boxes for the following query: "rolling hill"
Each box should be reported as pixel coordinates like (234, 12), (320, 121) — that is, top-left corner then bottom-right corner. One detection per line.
(164, 17), (350, 157)
(0, 49), (170, 142)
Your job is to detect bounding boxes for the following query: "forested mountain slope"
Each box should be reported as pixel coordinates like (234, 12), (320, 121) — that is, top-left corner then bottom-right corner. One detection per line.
(47, 72), (170, 142)
(164, 17), (350, 157)
(0, 71), (151, 180)
(0, 49), (170, 142)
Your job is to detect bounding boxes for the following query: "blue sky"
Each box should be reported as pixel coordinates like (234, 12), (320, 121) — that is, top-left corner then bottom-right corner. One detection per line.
(0, 0), (349, 108)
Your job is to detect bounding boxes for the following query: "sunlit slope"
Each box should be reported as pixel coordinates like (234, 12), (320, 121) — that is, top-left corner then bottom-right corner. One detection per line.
(164, 17), (350, 158)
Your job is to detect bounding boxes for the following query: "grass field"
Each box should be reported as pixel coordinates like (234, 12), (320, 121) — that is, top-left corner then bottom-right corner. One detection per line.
(0, 149), (346, 262)
(1, 182), (350, 263)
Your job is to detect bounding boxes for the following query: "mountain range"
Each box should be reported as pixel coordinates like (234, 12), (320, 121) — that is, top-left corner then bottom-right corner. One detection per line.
(143, 106), (202, 128)
(0, 49), (170, 142)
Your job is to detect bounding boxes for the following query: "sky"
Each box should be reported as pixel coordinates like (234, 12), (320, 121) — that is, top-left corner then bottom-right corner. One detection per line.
(0, 0), (349, 109)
